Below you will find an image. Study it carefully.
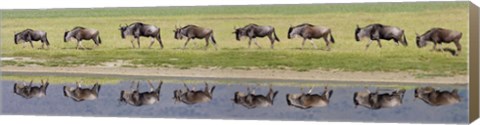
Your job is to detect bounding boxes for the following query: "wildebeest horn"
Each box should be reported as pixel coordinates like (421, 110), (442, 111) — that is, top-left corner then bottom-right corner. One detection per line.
(356, 24), (359, 28)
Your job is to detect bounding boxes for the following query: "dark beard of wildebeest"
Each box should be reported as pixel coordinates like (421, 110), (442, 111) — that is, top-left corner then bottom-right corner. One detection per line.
(286, 86), (333, 109)
(119, 81), (163, 106)
(414, 87), (461, 106)
(173, 25), (218, 50)
(353, 88), (406, 110)
(13, 80), (49, 99)
(14, 29), (50, 49)
(416, 28), (462, 56)
(288, 23), (335, 51)
(64, 26), (102, 50)
(173, 82), (215, 105)
(233, 23), (280, 49)
(232, 85), (279, 109)
(355, 23), (408, 50)
(119, 22), (163, 49)
(63, 82), (101, 102)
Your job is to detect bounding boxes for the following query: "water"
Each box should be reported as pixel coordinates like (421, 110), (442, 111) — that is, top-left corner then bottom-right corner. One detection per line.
(1, 78), (468, 124)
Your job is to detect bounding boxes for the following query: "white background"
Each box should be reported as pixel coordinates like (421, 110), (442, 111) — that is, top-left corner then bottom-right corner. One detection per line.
(1, 0), (479, 125)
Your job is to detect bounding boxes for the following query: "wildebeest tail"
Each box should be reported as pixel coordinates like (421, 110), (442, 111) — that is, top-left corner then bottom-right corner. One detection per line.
(330, 32), (335, 44)
(45, 33), (50, 46)
(273, 28), (280, 42)
(210, 32), (217, 44)
(99, 35), (102, 44)
(402, 30), (407, 46)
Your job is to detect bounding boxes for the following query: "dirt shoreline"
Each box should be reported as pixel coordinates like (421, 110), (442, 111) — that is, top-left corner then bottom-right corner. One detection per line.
(0, 66), (468, 85)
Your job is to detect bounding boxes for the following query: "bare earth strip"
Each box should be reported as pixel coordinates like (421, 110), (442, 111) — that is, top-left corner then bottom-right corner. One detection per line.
(1, 66), (467, 85)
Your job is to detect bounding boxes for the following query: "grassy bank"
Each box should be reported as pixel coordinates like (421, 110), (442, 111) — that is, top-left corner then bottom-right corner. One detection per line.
(0, 2), (469, 76)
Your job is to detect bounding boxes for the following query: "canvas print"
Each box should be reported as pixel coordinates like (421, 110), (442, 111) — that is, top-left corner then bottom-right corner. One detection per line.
(0, 1), (473, 124)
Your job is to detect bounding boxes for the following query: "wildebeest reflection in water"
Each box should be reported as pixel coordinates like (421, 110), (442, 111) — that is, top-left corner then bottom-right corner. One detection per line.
(414, 87), (461, 106)
(13, 80), (49, 99)
(353, 88), (406, 110)
(63, 81), (101, 102)
(286, 86), (333, 109)
(119, 80), (163, 106)
(232, 84), (279, 109)
(173, 82), (215, 105)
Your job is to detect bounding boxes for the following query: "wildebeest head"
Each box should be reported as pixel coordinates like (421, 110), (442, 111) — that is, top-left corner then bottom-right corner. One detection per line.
(233, 27), (246, 41)
(63, 31), (70, 42)
(415, 33), (427, 48)
(14, 32), (20, 44)
(232, 91), (245, 104)
(354, 25), (363, 41)
(119, 24), (128, 39)
(414, 87), (434, 99)
(173, 26), (183, 40)
(287, 26), (294, 39)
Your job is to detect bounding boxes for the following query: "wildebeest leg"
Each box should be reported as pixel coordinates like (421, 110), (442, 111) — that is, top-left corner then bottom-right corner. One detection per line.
(376, 40), (382, 48)
(130, 39), (136, 48)
(204, 38), (209, 49)
(29, 41), (34, 48)
(301, 39), (306, 50)
(431, 42), (437, 51)
(248, 38), (252, 48)
(183, 38), (191, 49)
(268, 35), (275, 49)
(394, 39), (399, 46)
(41, 42), (45, 49)
(365, 40), (373, 50)
(310, 39), (318, 49)
(148, 38), (155, 49)
(76, 40), (81, 50)
(253, 38), (262, 49)
(438, 43), (444, 52)
(136, 38), (141, 48)
(79, 41), (86, 50)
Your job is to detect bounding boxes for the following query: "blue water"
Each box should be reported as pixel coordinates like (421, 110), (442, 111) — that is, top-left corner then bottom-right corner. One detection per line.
(1, 79), (468, 124)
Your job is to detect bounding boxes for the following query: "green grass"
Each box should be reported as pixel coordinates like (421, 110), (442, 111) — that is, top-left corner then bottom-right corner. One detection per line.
(0, 1), (470, 76)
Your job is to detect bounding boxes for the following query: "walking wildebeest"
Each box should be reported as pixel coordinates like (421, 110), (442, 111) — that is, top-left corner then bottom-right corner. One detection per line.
(174, 25), (218, 50)
(286, 86), (333, 109)
(119, 22), (164, 49)
(120, 80), (163, 106)
(64, 26), (102, 50)
(14, 29), (50, 49)
(173, 82), (215, 105)
(414, 87), (461, 106)
(355, 23), (408, 50)
(288, 23), (335, 50)
(63, 81), (101, 102)
(233, 23), (280, 49)
(353, 88), (406, 110)
(232, 85), (279, 109)
(13, 80), (49, 99)
(415, 28), (462, 56)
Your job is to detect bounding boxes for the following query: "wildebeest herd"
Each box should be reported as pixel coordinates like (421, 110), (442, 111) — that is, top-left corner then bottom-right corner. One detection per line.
(13, 80), (462, 109)
(13, 22), (463, 55)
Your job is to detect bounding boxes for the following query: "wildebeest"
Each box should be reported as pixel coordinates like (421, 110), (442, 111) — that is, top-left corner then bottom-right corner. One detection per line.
(64, 26), (102, 50)
(414, 87), (461, 106)
(232, 85), (279, 109)
(233, 23), (280, 49)
(415, 28), (462, 55)
(286, 86), (333, 109)
(14, 29), (50, 49)
(13, 80), (49, 99)
(63, 81), (101, 102)
(173, 82), (215, 105)
(119, 22), (163, 49)
(355, 23), (408, 50)
(174, 25), (217, 50)
(353, 88), (406, 110)
(120, 80), (163, 106)
(288, 23), (335, 50)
